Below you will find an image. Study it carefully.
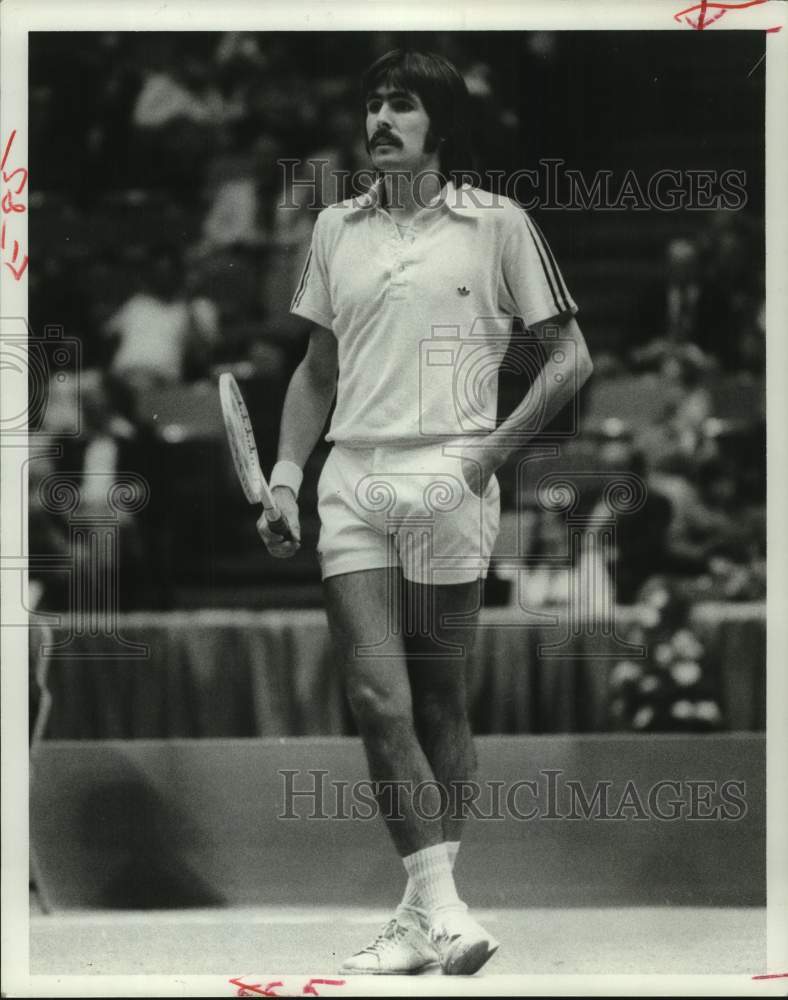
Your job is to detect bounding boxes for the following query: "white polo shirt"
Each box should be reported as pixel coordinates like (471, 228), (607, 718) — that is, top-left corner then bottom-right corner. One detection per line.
(290, 179), (578, 446)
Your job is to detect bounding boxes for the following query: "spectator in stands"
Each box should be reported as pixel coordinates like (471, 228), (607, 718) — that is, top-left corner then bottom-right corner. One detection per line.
(630, 237), (704, 369)
(133, 45), (228, 202)
(214, 31), (266, 128)
(190, 129), (300, 373)
(694, 213), (762, 372)
(582, 439), (676, 604)
(198, 131), (268, 254)
(665, 454), (765, 601)
(133, 53), (225, 131)
(634, 344), (716, 486)
(35, 370), (164, 610)
(104, 245), (219, 401)
(633, 216), (765, 375)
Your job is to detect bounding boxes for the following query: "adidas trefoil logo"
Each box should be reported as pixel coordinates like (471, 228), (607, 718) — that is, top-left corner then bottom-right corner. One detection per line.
(457, 286), (470, 296)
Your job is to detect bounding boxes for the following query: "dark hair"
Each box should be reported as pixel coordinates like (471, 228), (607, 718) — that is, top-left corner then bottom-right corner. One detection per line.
(360, 49), (476, 183)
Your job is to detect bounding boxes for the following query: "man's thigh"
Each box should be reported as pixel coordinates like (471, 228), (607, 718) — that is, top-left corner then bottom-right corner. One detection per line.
(323, 571), (483, 701)
(402, 578), (483, 661)
(323, 567), (411, 705)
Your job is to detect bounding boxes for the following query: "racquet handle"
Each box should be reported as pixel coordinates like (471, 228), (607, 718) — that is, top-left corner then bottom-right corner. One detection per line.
(265, 509), (295, 543)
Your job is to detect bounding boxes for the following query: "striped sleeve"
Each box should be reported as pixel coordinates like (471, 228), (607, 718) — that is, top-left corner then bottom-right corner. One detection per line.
(290, 212), (334, 330)
(498, 207), (578, 328)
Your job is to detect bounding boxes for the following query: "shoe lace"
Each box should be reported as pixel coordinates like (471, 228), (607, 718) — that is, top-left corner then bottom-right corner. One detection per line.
(360, 918), (409, 955)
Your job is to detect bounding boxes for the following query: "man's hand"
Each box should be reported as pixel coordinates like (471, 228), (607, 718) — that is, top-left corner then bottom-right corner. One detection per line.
(460, 441), (507, 499)
(257, 486), (301, 558)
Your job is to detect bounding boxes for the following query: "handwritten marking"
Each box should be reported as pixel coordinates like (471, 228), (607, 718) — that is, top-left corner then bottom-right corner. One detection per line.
(673, 0), (780, 31)
(1, 129), (28, 281)
(229, 979), (284, 997)
(752, 972), (788, 980)
(0, 129), (17, 172)
(229, 977), (346, 998)
(301, 980), (346, 997)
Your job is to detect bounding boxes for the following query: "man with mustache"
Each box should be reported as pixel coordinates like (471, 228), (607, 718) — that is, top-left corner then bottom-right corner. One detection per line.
(259, 48), (593, 975)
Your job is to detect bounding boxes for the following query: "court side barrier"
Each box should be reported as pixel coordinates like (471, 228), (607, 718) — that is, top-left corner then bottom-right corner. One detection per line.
(30, 733), (764, 910)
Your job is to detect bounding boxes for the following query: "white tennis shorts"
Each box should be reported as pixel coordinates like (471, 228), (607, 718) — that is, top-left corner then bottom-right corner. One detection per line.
(316, 441), (501, 585)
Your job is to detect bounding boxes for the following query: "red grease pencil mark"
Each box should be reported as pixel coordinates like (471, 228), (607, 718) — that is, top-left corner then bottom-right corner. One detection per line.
(301, 980), (346, 996)
(1, 128), (28, 281)
(230, 979), (284, 997)
(752, 972), (788, 980)
(0, 130), (18, 172)
(229, 977), (346, 998)
(673, 0), (780, 30)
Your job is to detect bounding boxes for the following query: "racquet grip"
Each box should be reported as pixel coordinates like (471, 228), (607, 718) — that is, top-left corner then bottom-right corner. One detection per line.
(265, 511), (295, 543)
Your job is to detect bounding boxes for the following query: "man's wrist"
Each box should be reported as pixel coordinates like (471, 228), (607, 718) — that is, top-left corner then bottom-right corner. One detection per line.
(270, 460), (303, 499)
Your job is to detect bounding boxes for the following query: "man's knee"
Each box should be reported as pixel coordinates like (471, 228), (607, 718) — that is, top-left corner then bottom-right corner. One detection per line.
(346, 678), (411, 730)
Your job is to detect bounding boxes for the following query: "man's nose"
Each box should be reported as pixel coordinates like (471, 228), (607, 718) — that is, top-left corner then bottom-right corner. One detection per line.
(374, 104), (392, 128)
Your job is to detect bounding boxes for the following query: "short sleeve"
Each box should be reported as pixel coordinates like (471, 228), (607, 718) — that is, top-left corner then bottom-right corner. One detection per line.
(289, 212), (334, 331)
(498, 208), (578, 329)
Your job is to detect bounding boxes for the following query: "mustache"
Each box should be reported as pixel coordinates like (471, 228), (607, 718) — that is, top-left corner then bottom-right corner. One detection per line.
(370, 131), (401, 147)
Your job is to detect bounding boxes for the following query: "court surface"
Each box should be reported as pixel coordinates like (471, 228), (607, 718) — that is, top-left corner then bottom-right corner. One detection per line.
(31, 905), (765, 976)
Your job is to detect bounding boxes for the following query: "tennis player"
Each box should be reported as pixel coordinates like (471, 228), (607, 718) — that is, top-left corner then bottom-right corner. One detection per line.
(259, 49), (593, 976)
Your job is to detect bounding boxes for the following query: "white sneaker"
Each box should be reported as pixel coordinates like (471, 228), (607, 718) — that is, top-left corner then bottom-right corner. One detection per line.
(340, 916), (440, 975)
(429, 908), (499, 975)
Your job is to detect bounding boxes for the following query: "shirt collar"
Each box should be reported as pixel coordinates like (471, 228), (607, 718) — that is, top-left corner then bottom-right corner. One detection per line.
(344, 178), (483, 219)
(429, 180), (486, 216)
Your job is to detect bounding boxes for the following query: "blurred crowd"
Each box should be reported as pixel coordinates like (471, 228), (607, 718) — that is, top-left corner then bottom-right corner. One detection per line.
(28, 31), (525, 606)
(29, 31), (524, 391)
(591, 211), (765, 608)
(28, 34), (765, 670)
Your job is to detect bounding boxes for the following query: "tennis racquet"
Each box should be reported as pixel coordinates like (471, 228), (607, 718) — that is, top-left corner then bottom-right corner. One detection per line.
(218, 372), (295, 542)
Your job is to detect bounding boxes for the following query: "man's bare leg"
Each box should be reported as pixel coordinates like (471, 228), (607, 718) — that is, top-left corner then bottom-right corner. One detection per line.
(404, 578), (482, 844)
(327, 569), (496, 975)
(396, 579), (482, 923)
(323, 567), (445, 857)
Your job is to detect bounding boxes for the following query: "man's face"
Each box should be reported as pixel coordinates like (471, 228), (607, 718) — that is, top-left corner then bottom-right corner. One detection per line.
(365, 84), (436, 174)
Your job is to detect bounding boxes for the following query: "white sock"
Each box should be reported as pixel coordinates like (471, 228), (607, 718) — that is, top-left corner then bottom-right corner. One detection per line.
(401, 843), (464, 918)
(397, 841), (460, 921)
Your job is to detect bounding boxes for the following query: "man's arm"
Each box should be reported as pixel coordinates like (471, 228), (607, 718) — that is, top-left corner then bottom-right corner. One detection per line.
(277, 324), (338, 468)
(495, 315), (593, 448)
(257, 324), (337, 555)
(462, 315), (593, 494)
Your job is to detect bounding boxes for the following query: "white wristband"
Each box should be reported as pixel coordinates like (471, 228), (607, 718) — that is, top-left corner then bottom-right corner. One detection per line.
(269, 460), (303, 498)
